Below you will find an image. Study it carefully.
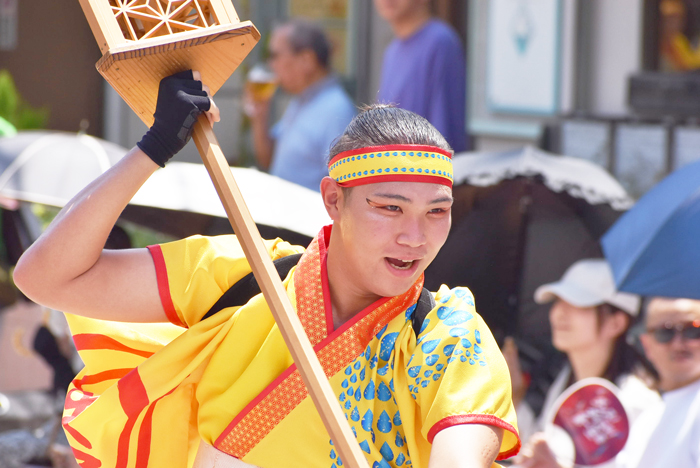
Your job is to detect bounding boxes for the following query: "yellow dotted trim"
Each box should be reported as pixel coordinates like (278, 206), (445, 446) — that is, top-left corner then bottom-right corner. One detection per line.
(329, 150), (453, 185)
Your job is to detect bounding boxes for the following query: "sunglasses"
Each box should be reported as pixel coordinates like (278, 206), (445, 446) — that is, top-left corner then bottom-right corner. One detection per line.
(647, 320), (700, 344)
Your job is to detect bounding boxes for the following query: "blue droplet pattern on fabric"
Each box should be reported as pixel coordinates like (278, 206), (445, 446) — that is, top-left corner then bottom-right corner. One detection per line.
(377, 382), (392, 401)
(330, 286), (492, 468)
(405, 287), (490, 406)
(377, 410), (393, 433)
(421, 339), (440, 354)
(379, 332), (399, 361)
(380, 442), (394, 461)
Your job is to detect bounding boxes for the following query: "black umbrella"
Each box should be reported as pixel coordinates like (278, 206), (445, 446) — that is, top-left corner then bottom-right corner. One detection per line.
(424, 147), (632, 407)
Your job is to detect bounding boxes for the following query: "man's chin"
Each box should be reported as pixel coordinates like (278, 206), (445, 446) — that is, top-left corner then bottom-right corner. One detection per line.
(372, 276), (422, 299)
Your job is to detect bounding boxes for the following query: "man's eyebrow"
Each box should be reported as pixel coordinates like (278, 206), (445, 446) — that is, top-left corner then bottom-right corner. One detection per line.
(372, 193), (412, 203)
(430, 196), (454, 204)
(371, 193), (454, 204)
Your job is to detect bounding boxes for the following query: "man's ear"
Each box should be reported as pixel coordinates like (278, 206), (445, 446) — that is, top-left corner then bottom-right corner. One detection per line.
(320, 176), (342, 221)
(299, 49), (319, 72)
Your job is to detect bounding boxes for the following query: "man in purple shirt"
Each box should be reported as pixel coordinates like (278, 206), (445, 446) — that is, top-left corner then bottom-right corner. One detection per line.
(375, 0), (468, 152)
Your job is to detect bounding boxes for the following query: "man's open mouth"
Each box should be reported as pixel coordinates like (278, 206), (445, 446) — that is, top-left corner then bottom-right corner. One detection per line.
(386, 258), (416, 270)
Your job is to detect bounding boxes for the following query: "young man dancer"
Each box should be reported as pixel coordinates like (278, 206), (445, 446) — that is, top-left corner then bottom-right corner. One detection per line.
(14, 71), (519, 468)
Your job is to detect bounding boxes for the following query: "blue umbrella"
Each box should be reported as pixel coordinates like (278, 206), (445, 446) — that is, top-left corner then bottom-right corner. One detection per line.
(602, 159), (700, 299)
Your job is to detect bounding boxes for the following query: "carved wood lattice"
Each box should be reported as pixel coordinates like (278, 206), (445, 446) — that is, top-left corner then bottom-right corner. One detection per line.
(109, 0), (221, 41)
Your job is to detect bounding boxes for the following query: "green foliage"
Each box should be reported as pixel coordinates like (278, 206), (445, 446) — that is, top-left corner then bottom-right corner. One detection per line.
(0, 115), (16, 137)
(0, 69), (49, 130)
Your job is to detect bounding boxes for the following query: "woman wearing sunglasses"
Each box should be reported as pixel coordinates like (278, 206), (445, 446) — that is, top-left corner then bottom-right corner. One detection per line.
(616, 297), (700, 468)
(510, 258), (660, 468)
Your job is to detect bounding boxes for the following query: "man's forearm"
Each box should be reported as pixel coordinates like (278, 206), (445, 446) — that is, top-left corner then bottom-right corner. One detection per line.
(251, 117), (274, 170)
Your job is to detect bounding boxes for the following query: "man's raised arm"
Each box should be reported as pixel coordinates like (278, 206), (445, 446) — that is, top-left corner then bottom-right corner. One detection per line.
(14, 71), (218, 324)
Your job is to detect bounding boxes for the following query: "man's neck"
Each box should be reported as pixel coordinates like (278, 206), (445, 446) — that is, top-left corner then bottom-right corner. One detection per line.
(325, 234), (381, 328)
(391, 10), (432, 40)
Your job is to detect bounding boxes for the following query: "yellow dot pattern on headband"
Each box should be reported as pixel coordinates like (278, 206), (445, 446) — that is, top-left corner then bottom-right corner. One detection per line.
(328, 148), (453, 186)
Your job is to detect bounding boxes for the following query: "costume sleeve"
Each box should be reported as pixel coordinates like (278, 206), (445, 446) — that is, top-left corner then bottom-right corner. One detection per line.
(147, 235), (304, 328)
(406, 285), (520, 460)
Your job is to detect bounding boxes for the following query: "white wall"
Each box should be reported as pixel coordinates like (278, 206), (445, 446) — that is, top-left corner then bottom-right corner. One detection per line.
(586, 0), (644, 115)
(468, 0), (645, 150)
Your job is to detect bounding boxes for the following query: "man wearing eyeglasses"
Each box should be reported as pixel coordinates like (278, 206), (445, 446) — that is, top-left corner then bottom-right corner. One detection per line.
(616, 297), (700, 468)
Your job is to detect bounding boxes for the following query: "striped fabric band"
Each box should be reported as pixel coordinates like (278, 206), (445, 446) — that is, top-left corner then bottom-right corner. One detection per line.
(328, 144), (453, 187)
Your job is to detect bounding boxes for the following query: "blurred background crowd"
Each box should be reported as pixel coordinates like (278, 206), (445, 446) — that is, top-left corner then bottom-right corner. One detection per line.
(0, 0), (699, 467)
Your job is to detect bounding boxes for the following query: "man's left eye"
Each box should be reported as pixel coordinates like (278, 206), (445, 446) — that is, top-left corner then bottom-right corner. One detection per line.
(429, 208), (448, 214)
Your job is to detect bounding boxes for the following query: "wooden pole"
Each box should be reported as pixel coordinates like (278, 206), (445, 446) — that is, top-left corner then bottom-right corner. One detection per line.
(191, 118), (368, 467)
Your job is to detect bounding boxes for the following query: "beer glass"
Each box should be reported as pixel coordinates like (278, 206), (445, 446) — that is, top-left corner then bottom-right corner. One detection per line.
(246, 63), (277, 101)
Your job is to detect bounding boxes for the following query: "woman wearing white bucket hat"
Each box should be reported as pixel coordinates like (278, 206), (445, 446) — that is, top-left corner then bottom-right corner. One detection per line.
(510, 258), (660, 468)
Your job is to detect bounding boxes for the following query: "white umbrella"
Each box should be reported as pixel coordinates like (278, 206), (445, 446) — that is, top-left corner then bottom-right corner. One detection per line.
(453, 145), (633, 209)
(131, 162), (330, 238)
(0, 131), (330, 239)
(0, 131), (124, 207)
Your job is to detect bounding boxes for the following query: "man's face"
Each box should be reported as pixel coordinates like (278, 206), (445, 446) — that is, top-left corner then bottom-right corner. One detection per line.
(641, 298), (700, 391)
(330, 181), (452, 301)
(268, 28), (307, 94)
(373, 0), (429, 24)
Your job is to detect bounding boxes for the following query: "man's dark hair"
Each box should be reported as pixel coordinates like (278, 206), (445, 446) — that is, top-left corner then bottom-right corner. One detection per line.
(283, 19), (332, 69)
(328, 104), (453, 164)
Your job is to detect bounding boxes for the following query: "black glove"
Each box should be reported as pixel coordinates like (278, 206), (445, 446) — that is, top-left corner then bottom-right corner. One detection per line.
(137, 70), (211, 167)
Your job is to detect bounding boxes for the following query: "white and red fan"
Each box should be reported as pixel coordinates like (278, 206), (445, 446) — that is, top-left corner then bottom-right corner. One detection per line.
(544, 378), (630, 467)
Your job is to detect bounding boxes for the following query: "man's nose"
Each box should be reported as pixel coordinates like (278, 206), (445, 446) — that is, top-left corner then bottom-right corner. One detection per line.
(397, 217), (427, 248)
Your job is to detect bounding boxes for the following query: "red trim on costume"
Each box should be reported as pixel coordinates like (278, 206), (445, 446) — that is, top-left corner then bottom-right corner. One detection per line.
(116, 413), (138, 468)
(215, 289), (396, 449)
(63, 389), (97, 449)
(318, 295), (391, 349)
(319, 225), (334, 335)
(63, 424), (92, 450)
(328, 144), (452, 166)
(118, 369), (150, 417)
(73, 334), (155, 358)
(135, 402), (157, 468)
(147, 245), (186, 328)
(427, 414), (521, 460)
(215, 360), (299, 447)
(115, 369), (150, 468)
(338, 174), (452, 188)
(73, 368), (132, 388)
(215, 285), (412, 450)
(69, 448), (101, 468)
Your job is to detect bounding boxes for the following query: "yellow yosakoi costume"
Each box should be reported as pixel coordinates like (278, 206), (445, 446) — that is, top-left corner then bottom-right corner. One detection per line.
(62, 145), (519, 468)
